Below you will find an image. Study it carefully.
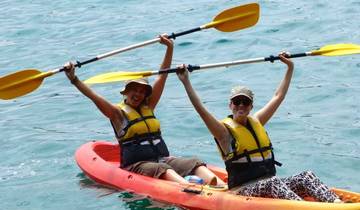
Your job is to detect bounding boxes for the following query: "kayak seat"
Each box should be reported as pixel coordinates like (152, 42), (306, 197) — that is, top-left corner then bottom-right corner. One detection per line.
(93, 143), (119, 162)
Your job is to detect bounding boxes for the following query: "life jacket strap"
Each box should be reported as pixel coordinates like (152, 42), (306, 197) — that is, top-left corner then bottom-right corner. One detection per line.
(122, 115), (156, 134)
(274, 159), (282, 166)
(121, 132), (162, 146)
(225, 145), (274, 164)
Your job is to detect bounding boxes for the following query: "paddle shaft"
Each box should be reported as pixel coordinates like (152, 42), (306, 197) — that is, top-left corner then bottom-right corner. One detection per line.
(79, 27), (203, 64)
(96, 28), (202, 60)
(152, 52), (312, 76)
(50, 27), (205, 76)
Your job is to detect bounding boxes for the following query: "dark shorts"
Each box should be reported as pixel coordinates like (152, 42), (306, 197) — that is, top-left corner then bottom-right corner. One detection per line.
(124, 157), (205, 178)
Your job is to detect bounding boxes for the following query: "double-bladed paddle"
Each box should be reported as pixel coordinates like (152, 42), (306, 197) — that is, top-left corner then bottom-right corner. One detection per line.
(0, 3), (260, 100)
(83, 43), (360, 84)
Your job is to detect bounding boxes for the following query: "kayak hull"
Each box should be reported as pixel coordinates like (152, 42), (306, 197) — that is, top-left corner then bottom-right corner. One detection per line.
(75, 141), (360, 210)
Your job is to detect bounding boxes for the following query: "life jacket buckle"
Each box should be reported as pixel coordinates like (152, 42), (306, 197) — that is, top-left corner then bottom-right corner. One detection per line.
(139, 138), (161, 145)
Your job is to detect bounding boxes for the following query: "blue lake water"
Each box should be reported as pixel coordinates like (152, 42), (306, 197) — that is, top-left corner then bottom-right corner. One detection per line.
(1, 0), (359, 209)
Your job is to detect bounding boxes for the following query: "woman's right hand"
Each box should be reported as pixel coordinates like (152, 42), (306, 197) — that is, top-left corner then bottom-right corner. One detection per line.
(176, 64), (189, 83)
(278, 52), (294, 70)
(158, 34), (173, 48)
(63, 62), (76, 81)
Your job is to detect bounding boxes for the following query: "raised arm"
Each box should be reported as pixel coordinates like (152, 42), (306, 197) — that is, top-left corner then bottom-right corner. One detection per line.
(64, 62), (123, 121)
(148, 34), (173, 110)
(253, 52), (294, 125)
(177, 66), (230, 145)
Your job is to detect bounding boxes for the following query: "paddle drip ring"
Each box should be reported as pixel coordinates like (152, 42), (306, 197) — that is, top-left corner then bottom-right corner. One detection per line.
(76, 61), (82, 68)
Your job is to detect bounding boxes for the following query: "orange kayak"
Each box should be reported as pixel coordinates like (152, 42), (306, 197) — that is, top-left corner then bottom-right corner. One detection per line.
(75, 141), (360, 210)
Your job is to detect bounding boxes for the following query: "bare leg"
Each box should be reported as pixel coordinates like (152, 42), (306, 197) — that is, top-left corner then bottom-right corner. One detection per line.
(161, 169), (189, 184)
(194, 166), (226, 186)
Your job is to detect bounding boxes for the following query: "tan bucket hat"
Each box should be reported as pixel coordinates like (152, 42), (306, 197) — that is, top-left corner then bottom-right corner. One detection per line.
(230, 86), (254, 101)
(120, 78), (152, 97)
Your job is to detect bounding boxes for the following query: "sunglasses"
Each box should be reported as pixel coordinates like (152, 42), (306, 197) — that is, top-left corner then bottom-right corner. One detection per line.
(231, 97), (252, 106)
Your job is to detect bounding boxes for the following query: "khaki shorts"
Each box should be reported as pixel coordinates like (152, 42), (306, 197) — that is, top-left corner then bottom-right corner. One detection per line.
(125, 157), (205, 178)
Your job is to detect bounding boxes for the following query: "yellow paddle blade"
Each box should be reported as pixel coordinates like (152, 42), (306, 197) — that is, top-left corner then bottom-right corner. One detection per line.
(311, 43), (360, 56)
(203, 3), (260, 32)
(0, 69), (54, 100)
(84, 71), (154, 84)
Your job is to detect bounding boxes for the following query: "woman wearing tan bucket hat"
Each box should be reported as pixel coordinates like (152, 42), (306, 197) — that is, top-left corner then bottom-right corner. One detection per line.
(176, 52), (341, 202)
(63, 35), (223, 185)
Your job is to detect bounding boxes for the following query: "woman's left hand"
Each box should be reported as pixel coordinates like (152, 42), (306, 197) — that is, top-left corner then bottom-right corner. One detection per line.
(176, 64), (189, 83)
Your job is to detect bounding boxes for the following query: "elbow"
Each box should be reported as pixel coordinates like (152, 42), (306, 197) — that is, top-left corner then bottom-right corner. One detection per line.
(276, 94), (285, 102)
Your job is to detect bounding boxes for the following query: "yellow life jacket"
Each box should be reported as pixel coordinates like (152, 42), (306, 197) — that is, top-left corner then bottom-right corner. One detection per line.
(112, 101), (169, 168)
(221, 116), (272, 161)
(216, 115), (281, 189)
(117, 101), (161, 142)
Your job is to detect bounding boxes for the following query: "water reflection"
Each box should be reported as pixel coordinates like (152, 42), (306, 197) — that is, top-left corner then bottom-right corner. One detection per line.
(77, 173), (183, 210)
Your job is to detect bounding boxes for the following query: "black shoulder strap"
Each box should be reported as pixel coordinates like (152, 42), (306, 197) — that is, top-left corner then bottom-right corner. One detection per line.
(110, 120), (120, 139)
(214, 137), (227, 158)
(110, 109), (128, 140)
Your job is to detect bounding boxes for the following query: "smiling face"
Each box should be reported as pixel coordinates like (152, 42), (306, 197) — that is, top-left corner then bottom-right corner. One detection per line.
(124, 83), (148, 108)
(229, 95), (253, 122)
